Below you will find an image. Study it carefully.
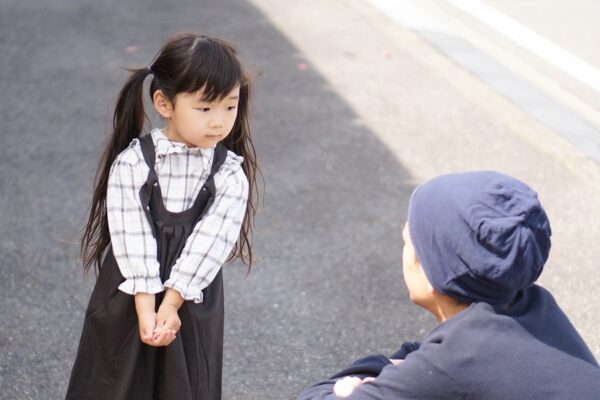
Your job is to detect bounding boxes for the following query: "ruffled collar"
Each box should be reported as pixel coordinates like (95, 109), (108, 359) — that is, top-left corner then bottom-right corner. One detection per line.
(150, 128), (215, 160)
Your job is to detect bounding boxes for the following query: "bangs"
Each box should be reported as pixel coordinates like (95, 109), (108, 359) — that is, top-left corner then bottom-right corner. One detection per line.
(175, 38), (243, 101)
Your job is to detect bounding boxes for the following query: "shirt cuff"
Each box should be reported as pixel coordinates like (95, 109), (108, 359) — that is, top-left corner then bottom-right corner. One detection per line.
(163, 278), (204, 304)
(118, 277), (164, 295)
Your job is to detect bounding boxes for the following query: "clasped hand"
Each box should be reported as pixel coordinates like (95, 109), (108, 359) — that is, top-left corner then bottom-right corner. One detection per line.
(135, 290), (183, 347)
(333, 359), (403, 397)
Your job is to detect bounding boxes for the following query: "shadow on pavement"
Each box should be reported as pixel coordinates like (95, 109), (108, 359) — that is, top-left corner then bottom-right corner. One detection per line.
(0, 0), (423, 398)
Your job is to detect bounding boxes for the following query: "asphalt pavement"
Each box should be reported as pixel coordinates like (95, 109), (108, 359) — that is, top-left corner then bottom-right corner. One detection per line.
(1, 0), (599, 399)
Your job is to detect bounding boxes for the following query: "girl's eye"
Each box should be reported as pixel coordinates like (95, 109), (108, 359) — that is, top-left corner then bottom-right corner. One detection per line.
(228, 106), (237, 111)
(196, 107), (210, 112)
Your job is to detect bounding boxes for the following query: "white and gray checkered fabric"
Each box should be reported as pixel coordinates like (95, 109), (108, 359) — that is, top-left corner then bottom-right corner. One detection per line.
(106, 128), (248, 303)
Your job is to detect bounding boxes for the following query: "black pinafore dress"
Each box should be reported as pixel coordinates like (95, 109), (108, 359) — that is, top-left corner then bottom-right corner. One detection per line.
(66, 135), (227, 400)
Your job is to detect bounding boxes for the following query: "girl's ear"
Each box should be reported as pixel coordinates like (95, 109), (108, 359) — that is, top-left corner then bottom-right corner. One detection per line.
(153, 90), (173, 119)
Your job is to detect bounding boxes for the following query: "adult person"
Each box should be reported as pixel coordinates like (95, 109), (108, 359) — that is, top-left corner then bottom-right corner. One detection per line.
(298, 171), (600, 399)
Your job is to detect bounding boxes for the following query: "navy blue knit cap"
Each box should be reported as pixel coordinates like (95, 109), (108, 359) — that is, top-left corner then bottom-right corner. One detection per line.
(407, 171), (552, 306)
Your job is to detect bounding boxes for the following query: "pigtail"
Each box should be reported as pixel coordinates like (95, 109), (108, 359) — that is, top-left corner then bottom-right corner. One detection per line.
(81, 68), (152, 273)
(222, 78), (260, 272)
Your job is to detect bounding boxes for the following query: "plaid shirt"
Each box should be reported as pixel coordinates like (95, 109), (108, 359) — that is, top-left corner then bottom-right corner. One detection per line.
(106, 128), (248, 303)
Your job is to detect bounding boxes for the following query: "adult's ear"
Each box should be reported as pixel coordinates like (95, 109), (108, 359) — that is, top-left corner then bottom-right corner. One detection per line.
(415, 258), (436, 295)
(153, 90), (173, 119)
(427, 280), (436, 295)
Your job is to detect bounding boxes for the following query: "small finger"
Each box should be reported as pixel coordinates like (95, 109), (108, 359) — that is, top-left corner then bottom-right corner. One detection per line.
(154, 330), (167, 343)
(161, 335), (174, 347)
(154, 325), (169, 338)
(141, 328), (153, 341)
(162, 330), (174, 344)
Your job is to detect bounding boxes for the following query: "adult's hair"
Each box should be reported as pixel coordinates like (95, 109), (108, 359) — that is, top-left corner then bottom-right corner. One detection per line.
(81, 32), (259, 274)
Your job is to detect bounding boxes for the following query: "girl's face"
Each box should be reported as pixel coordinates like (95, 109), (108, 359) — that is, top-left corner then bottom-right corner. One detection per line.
(155, 85), (240, 148)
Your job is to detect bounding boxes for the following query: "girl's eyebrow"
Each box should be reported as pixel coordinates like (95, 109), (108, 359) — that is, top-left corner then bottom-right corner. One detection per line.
(196, 95), (239, 102)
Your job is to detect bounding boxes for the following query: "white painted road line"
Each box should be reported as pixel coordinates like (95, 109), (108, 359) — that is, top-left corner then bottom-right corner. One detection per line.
(365, 0), (600, 163)
(365, 0), (449, 32)
(444, 0), (600, 94)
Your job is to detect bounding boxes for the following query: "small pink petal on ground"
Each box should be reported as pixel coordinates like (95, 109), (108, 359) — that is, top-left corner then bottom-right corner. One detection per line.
(382, 50), (392, 59)
(297, 63), (309, 71)
(126, 46), (139, 54)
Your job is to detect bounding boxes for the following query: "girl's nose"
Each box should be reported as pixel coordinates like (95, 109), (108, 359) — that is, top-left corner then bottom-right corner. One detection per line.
(208, 116), (224, 129)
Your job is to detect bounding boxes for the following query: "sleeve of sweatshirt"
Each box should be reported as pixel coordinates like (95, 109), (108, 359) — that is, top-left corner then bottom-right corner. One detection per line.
(297, 343), (464, 400)
(297, 355), (391, 400)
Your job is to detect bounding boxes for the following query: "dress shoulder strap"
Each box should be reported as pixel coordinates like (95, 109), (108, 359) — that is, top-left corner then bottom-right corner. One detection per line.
(138, 134), (158, 237)
(138, 134), (158, 185)
(138, 134), (156, 171)
(207, 143), (229, 181)
(191, 143), (231, 217)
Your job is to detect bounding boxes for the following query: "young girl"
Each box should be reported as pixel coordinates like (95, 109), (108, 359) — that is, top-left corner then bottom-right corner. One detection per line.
(66, 33), (258, 400)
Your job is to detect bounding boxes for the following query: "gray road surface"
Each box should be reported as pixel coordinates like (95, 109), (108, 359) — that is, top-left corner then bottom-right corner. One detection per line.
(1, 0), (599, 399)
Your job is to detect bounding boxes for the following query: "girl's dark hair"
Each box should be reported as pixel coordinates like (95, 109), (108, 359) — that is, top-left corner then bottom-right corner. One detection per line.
(81, 32), (258, 273)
